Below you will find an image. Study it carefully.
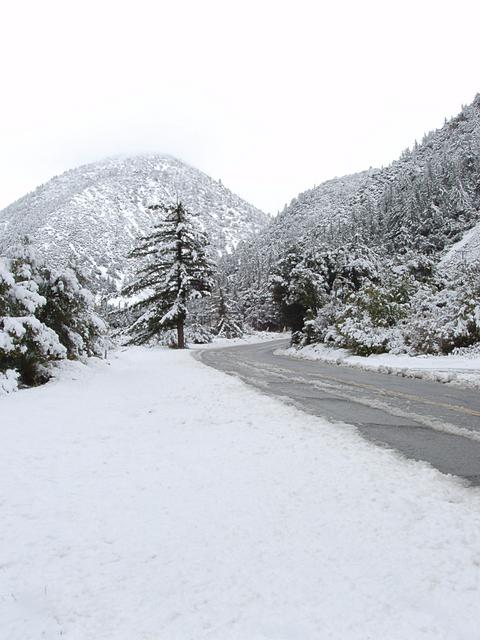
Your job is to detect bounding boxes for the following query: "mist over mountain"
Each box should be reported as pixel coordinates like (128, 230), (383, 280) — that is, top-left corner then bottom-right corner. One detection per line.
(0, 155), (268, 291)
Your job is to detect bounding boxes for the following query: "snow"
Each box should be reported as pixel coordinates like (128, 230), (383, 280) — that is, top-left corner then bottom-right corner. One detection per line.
(2, 346), (480, 639)
(279, 343), (480, 389)
(440, 220), (480, 269)
(0, 368), (19, 395)
(1, 316), (67, 358)
(194, 330), (287, 349)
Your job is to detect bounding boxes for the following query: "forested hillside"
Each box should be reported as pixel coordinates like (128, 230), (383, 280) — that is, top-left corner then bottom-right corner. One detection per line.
(222, 94), (480, 355)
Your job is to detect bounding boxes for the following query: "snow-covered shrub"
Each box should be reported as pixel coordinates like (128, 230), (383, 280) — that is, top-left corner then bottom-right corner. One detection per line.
(298, 301), (342, 346)
(0, 260), (15, 315)
(333, 314), (405, 356)
(300, 309), (316, 345)
(3, 245), (45, 316)
(452, 342), (480, 356)
(0, 369), (19, 396)
(1, 240), (108, 390)
(407, 269), (480, 354)
(1, 316), (67, 385)
(157, 329), (180, 348)
(38, 267), (107, 359)
(153, 324), (213, 347)
(1, 252), (67, 387)
(186, 323), (214, 344)
(333, 280), (411, 356)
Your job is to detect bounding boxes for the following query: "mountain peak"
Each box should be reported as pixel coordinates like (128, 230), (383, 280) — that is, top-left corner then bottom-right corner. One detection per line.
(0, 154), (268, 292)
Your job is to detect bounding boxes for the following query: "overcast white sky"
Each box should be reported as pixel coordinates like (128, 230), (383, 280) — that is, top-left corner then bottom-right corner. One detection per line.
(1, 0), (479, 214)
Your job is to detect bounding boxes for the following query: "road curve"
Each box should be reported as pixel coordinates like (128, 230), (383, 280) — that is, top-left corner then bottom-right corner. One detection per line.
(195, 339), (480, 486)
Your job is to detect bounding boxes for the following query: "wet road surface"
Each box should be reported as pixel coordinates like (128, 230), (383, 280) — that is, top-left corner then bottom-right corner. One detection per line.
(195, 340), (480, 486)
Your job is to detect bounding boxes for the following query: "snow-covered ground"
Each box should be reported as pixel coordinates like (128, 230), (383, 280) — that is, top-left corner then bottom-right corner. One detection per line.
(439, 220), (480, 269)
(2, 346), (480, 639)
(279, 343), (480, 389)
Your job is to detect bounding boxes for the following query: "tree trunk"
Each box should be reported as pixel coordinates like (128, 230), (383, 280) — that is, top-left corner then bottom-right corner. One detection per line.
(177, 318), (185, 349)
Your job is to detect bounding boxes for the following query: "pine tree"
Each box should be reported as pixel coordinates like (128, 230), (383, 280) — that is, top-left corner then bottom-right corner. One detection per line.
(214, 288), (243, 338)
(124, 201), (216, 348)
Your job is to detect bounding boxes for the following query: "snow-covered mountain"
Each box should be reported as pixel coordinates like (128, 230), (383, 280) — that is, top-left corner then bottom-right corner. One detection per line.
(223, 94), (480, 343)
(277, 94), (480, 253)
(270, 171), (373, 245)
(0, 155), (268, 291)
(258, 94), (480, 271)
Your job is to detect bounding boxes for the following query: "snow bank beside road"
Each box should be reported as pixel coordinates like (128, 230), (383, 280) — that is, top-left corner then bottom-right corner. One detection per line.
(194, 330), (287, 350)
(279, 343), (480, 389)
(2, 346), (480, 639)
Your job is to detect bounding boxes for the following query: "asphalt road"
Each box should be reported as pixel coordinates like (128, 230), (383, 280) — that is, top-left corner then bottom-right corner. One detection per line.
(195, 339), (480, 486)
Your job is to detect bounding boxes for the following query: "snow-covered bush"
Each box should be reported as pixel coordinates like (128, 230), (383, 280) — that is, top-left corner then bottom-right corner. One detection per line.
(333, 314), (405, 356)
(1, 251), (67, 387)
(332, 280), (412, 356)
(157, 329), (180, 348)
(297, 301), (342, 346)
(288, 262), (480, 357)
(1, 240), (108, 392)
(185, 323), (214, 344)
(145, 324), (213, 348)
(38, 267), (107, 359)
(0, 369), (19, 396)
(407, 269), (480, 354)
(1, 315), (67, 386)
(0, 260), (15, 315)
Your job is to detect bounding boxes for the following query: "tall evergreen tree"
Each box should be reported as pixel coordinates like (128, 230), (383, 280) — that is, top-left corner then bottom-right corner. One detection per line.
(124, 201), (216, 348)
